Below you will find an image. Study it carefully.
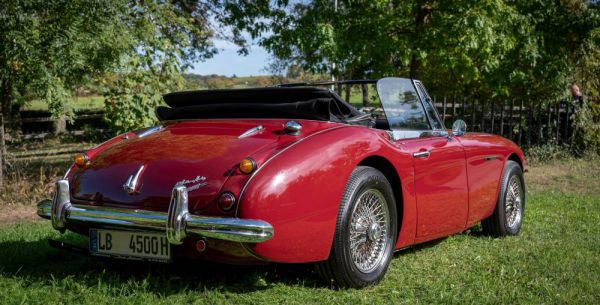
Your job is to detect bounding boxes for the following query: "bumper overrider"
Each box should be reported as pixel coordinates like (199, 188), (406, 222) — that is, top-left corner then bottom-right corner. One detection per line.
(37, 180), (274, 244)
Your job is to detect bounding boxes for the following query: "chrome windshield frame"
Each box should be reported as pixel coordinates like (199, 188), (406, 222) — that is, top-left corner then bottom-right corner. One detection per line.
(375, 77), (446, 140)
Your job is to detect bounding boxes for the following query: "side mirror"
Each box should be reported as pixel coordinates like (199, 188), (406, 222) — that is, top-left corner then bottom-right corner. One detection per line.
(452, 120), (467, 136)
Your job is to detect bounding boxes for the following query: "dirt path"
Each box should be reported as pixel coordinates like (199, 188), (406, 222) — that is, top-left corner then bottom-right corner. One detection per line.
(526, 157), (600, 196)
(0, 205), (39, 227)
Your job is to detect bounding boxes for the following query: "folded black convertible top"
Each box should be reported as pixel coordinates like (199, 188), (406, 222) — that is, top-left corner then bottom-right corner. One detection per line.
(158, 87), (364, 122)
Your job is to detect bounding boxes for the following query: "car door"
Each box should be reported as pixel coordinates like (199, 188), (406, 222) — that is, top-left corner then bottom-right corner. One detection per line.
(377, 78), (469, 242)
(400, 135), (469, 241)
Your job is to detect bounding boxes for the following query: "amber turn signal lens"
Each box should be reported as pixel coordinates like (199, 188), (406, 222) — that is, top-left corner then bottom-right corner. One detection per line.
(74, 153), (89, 167)
(239, 158), (256, 174)
(218, 192), (236, 211)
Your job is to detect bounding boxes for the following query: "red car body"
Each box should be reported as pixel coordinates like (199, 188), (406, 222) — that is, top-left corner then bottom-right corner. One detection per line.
(38, 78), (525, 268)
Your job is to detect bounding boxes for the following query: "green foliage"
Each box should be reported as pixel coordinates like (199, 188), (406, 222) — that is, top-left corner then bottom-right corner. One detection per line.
(103, 67), (183, 134)
(571, 100), (600, 154)
(0, 0), (130, 119)
(0, 0), (250, 133)
(230, 0), (599, 101)
(525, 144), (573, 164)
(101, 0), (213, 133)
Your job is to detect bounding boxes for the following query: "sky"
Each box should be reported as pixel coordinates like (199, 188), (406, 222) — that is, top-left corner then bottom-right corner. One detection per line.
(188, 39), (272, 77)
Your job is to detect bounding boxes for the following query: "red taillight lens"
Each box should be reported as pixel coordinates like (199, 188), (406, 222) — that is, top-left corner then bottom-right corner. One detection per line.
(218, 192), (236, 211)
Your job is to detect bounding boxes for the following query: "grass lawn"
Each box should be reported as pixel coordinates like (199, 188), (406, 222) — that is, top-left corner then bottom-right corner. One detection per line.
(0, 157), (598, 304)
(23, 96), (104, 111)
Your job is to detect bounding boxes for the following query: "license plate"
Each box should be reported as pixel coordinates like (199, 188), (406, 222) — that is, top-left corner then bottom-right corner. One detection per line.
(89, 229), (171, 262)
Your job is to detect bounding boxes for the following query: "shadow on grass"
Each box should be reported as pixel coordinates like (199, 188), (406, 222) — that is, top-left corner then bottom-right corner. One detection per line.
(392, 225), (494, 257)
(0, 224), (495, 294)
(0, 235), (325, 295)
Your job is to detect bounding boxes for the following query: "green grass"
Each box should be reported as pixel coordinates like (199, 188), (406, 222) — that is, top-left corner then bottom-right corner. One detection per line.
(0, 158), (599, 304)
(23, 96), (104, 111)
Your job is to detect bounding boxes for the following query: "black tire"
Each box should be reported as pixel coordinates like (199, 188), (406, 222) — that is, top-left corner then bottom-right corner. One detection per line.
(316, 166), (397, 288)
(482, 160), (526, 237)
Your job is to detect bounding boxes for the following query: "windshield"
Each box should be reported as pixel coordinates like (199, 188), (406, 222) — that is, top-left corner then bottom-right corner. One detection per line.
(376, 77), (431, 131)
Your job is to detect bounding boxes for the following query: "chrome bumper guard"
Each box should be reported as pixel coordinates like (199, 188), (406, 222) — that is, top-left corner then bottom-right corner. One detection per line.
(37, 180), (274, 244)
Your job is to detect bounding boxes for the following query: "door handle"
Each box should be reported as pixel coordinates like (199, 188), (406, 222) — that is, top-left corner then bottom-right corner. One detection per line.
(413, 151), (430, 158)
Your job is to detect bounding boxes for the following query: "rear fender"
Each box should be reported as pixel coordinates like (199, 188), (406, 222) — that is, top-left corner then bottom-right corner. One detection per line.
(237, 126), (416, 263)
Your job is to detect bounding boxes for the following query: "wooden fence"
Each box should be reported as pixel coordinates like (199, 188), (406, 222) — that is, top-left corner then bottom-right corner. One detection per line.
(433, 97), (577, 147)
(1, 99), (581, 147)
(6, 109), (106, 135)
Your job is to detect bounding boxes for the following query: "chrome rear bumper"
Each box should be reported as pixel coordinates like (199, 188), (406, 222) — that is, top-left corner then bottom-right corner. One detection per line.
(37, 180), (274, 244)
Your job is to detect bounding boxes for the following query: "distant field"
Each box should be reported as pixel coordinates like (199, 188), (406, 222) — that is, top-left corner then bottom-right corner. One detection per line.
(20, 80), (383, 112)
(23, 96), (104, 111)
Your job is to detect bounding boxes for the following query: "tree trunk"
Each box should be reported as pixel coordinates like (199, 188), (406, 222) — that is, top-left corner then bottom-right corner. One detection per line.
(0, 113), (4, 187)
(409, 54), (420, 80)
(1, 79), (12, 121)
(361, 84), (370, 108)
(410, 2), (432, 80)
(53, 117), (67, 135)
(1, 80), (9, 186)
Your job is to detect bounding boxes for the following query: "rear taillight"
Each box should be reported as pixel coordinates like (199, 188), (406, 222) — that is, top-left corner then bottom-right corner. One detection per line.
(218, 192), (236, 212)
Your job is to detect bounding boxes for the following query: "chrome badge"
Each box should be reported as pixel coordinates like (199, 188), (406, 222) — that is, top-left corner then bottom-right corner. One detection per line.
(123, 165), (145, 194)
(175, 176), (207, 192)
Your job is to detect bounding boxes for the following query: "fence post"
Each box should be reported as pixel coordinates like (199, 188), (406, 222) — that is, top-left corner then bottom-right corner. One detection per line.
(500, 100), (504, 137)
(555, 101), (560, 145)
(490, 101), (495, 134)
(563, 102), (570, 144)
(527, 102), (532, 147)
(546, 103), (552, 142)
(509, 99), (514, 140)
(537, 102), (543, 145)
(518, 99), (523, 146)
(442, 96), (447, 127)
(481, 101), (486, 132)
(471, 99), (476, 132)
(451, 95), (456, 121)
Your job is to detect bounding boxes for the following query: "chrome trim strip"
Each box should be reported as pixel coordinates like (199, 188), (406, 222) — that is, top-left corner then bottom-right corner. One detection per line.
(137, 125), (163, 138)
(37, 180), (274, 244)
(238, 125), (265, 139)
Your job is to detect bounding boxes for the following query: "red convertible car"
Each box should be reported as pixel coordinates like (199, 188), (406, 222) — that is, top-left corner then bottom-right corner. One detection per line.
(37, 77), (525, 288)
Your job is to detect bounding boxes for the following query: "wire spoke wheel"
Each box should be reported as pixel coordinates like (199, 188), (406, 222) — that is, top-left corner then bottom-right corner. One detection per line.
(504, 175), (523, 229)
(317, 166), (397, 288)
(349, 189), (390, 273)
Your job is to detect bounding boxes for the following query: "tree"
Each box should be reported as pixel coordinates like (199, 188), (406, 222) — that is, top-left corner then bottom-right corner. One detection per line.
(102, 0), (275, 133)
(0, 0), (129, 184)
(0, 0), (131, 121)
(227, 0), (599, 101)
(1, 0), (256, 134)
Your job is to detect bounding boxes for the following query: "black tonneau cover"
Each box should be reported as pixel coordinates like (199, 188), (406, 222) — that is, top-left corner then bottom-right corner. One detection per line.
(157, 87), (364, 122)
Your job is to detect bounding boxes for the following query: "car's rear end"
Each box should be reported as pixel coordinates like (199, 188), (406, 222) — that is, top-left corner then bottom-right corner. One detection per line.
(37, 118), (343, 264)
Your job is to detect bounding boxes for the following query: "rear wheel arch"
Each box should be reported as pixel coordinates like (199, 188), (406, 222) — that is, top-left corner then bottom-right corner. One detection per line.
(508, 153), (523, 169)
(358, 156), (403, 237)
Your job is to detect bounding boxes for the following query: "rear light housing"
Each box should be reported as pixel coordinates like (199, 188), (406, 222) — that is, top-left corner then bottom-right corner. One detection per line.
(218, 192), (236, 212)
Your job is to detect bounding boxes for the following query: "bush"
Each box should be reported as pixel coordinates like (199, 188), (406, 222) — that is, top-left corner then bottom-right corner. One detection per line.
(571, 100), (600, 155)
(525, 144), (572, 164)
